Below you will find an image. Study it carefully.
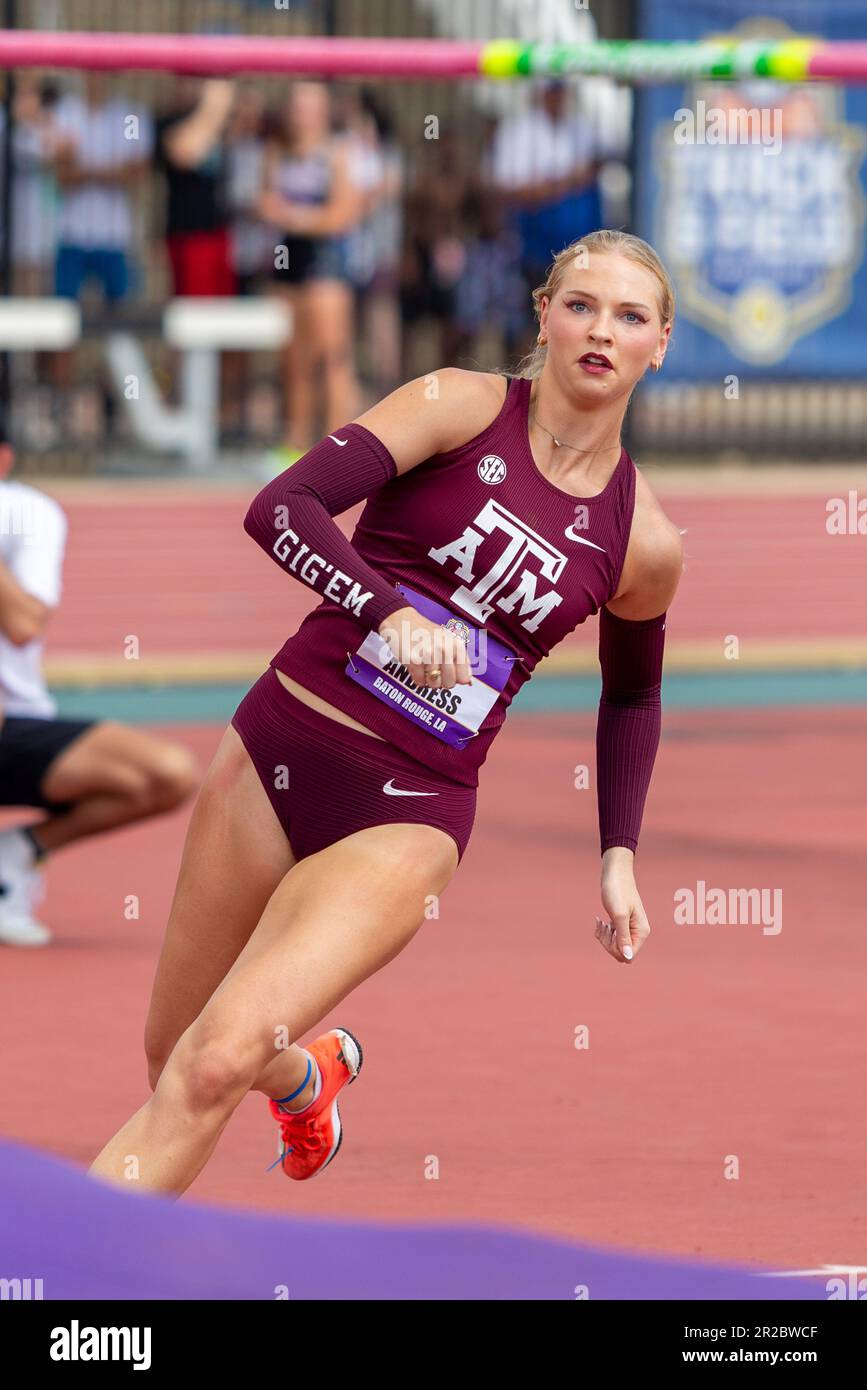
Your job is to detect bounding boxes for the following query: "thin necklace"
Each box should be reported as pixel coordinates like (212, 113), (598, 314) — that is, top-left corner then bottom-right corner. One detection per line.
(530, 400), (621, 460)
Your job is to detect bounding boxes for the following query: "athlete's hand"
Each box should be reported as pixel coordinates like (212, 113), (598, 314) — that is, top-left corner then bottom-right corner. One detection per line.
(378, 605), (473, 690)
(595, 847), (651, 964)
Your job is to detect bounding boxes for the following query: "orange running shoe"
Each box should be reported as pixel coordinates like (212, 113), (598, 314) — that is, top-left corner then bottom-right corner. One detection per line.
(267, 1028), (363, 1181)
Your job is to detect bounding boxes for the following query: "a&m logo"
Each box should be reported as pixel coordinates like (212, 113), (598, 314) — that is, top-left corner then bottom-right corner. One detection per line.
(428, 496), (567, 633)
(477, 454), (507, 484)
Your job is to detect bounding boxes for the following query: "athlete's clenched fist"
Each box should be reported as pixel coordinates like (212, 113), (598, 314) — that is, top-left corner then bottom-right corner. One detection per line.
(377, 605), (473, 690)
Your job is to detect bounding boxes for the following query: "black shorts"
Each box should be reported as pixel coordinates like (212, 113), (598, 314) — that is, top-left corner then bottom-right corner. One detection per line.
(0, 715), (98, 810)
(271, 235), (353, 286)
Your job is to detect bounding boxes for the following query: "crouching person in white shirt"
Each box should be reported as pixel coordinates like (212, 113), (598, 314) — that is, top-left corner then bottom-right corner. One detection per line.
(0, 436), (200, 946)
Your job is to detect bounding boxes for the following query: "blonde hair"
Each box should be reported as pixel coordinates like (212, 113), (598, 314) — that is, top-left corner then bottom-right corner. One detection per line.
(513, 229), (675, 380)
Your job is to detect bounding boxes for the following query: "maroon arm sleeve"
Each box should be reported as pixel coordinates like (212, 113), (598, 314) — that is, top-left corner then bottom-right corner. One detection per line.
(243, 423), (407, 631)
(596, 605), (667, 855)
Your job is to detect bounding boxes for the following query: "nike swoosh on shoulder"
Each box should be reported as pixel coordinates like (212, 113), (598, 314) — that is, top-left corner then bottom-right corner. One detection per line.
(329, 435), (349, 446)
(382, 779), (439, 797)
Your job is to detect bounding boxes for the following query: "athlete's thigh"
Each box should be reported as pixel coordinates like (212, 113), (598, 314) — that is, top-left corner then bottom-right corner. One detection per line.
(144, 723), (296, 1064)
(191, 820), (458, 1069)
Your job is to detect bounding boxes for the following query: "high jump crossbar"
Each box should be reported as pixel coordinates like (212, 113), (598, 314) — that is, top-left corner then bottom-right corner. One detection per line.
(1, 33), (867, 83)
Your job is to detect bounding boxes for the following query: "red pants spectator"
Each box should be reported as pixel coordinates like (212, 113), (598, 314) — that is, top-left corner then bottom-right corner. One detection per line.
(166, 227), (236, 296)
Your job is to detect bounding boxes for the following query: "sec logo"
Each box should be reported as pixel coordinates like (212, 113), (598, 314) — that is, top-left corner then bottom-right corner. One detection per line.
(477, 454), (507, 484)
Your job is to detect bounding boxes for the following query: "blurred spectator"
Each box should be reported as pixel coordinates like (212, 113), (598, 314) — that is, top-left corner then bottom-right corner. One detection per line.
(226, 84), (272, 295)
(490, 80), (603, 349)
(259, 82), (364, 456)
(339, 89), (404, 395)
(0, 75), (61, 297)
(400, 126), (471, 371)
(221, 84), (274, 438)
(155, 77), (236, 297)
(48, 73), (152, 434)
(451, 189), (527, 364)
(52, 72), (153, 307)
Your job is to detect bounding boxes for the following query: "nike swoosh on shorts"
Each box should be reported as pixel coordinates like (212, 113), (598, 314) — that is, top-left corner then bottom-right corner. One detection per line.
(382, 779), (439, 797)
(329, 435), (349, 446)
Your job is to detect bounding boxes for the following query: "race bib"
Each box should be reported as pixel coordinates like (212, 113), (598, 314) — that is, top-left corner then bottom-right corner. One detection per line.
(344, 583), (519, 749)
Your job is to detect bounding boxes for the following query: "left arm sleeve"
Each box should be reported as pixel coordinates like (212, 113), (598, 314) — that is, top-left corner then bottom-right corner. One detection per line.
(243, 423), (407, 632)
(595, 605), (666, 855)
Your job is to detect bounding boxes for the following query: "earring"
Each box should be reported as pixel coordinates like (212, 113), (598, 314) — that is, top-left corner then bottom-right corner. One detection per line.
(537, 334), (547, 346)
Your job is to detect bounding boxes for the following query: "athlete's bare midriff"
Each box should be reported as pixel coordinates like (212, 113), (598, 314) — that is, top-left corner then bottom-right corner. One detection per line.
(274, 669), (388, 741)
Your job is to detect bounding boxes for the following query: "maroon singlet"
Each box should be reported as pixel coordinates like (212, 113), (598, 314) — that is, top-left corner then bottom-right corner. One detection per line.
(270, 374), (637, 787)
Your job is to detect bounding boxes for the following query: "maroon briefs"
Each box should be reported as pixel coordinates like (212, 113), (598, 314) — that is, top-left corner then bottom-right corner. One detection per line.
(230, 667), (477, 865)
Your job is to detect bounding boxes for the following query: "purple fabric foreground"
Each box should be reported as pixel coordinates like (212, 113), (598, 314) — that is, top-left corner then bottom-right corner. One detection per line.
(0, 1140), (827, 1300)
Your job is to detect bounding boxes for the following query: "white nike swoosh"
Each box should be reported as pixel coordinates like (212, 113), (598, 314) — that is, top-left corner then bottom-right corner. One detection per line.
(564, 525), (607, 551)
(382, 779), (439, 797)
(329, 435), (349, 446)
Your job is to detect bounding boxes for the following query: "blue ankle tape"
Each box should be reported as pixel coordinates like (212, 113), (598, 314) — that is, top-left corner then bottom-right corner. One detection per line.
(273, 1055), (312, 1105)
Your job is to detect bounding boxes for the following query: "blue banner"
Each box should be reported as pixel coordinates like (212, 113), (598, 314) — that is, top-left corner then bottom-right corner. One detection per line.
(634, 0), (867, 378)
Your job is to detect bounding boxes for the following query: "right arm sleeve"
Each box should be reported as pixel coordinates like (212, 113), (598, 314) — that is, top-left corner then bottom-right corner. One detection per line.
(595, 605), (666, 854)
(243, 423), (408, 631)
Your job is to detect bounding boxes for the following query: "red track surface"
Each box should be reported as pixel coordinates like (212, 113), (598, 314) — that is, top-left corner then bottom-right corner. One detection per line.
(2, 703), (864, 1269)
(42, 489), (867, 659)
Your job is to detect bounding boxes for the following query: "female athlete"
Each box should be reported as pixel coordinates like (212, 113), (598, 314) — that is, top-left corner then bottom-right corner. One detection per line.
(89, 228), (682, 1194)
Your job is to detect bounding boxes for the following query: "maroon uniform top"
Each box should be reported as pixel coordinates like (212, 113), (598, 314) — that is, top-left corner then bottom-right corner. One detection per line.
(267, 374), (637, 788)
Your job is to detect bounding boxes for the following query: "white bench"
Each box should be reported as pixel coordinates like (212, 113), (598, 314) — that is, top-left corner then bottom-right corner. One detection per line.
(0, 296), (293, 469)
